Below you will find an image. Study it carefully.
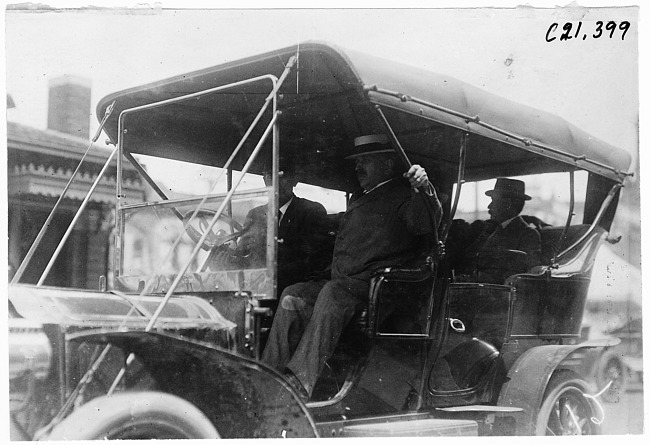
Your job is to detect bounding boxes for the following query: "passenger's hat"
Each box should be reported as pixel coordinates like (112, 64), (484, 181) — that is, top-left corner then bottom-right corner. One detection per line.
(346, 134), (393, 159)
(485, 178), (531, 201)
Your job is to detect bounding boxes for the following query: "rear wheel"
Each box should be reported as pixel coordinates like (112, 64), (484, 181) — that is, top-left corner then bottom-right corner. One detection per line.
(535, 373), (601, 436)
(47, 391), (220, 440)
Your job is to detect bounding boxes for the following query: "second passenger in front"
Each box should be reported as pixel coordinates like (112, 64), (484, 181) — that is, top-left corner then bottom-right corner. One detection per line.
(262, 134), (443, 400)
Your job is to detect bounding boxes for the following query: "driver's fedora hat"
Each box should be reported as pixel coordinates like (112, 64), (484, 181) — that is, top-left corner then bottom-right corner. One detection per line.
(346, 134), (394, 159)
(485, 177), (531, 201)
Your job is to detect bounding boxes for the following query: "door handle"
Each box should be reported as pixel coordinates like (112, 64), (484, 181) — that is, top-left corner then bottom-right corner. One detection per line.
(449, 318), (466, 333)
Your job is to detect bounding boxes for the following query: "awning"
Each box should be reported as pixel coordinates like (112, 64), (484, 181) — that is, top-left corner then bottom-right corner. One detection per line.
(8, 163), (144, 204)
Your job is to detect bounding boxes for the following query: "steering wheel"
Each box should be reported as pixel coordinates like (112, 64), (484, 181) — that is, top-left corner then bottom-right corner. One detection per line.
(183, 209), (244, 250)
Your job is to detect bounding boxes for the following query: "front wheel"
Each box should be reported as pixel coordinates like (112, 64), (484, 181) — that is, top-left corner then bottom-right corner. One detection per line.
(46, 391), (220, 440)
(535, 373), (601, 436)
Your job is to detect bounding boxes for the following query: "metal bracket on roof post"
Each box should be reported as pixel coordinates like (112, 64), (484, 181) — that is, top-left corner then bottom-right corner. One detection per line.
(616, 169), (633, 179)
(92, 101), (115, 142)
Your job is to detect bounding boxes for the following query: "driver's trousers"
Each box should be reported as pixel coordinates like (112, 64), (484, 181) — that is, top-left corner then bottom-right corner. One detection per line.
(261, 277), (368, 396)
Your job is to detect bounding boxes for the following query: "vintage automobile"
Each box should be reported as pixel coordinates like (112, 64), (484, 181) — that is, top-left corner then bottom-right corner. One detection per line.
(9, 41), (633, 439)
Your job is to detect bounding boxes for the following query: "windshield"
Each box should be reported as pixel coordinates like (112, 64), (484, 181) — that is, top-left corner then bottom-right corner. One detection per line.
(111, 73), (282, 297)
(115, 188), (272, 296)
(125, 155), (267, 204)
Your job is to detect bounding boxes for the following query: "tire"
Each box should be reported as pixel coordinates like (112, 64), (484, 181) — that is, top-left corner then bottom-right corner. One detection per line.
(46, 391), (220, 440)
(596, 350), (628, 403)
(535, 372), (601, 436)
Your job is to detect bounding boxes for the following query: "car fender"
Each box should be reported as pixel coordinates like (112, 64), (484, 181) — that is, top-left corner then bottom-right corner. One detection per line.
(66, 330), (318, 439)
(496, 339), (617, 435)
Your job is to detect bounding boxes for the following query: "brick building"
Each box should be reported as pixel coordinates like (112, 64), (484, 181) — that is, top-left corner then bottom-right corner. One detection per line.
(7, 77), (144, 288)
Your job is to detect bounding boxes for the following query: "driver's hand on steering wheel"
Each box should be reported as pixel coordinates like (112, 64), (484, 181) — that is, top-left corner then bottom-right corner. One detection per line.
(237, 233), (258, 253)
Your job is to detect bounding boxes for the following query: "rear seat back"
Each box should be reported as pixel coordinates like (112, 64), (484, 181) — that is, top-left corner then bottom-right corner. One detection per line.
(539, 224), (591, 266)
(508, 223), (606, 338)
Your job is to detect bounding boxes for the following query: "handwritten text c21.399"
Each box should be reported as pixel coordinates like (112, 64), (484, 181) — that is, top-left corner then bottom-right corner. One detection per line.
(546, 21), (631, 42)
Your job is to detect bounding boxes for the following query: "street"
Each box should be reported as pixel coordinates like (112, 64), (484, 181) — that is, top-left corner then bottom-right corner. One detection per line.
(601, 388), (645, 435)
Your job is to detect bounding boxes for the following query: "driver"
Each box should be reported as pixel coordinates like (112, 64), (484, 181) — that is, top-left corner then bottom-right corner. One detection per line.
(449, 177), (541, 284)
(214, 162), (329, 293)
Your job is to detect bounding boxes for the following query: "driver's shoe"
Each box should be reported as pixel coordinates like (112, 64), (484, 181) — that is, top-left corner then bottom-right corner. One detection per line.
(284, 369), (309, 402)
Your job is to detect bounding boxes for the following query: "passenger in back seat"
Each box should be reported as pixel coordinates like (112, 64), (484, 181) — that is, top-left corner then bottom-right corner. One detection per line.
(449, 178), (541, 284)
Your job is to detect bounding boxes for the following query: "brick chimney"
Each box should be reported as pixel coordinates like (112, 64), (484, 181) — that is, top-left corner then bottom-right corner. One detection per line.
(47, 75), (91, 139)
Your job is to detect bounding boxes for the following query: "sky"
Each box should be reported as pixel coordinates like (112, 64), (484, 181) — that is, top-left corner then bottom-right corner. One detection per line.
(2, 1), (640, 162)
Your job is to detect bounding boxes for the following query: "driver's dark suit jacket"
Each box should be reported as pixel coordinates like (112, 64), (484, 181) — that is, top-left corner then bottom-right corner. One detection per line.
(262, 178), (442, 395)
(241, 195), (328, 293)
(277, 196), (329, 292)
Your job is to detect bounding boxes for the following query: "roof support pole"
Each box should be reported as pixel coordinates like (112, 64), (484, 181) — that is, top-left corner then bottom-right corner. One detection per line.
(374, 104), (440, 250)
(106, 56), (295, 394)
(105, 113), (279, 396)
(11, 101), (115, 284)
(116, 75), (279, 281)
(441, 132), (468, 242)
(556, 183), (622, 261)
(553, 171), (576, 264)
(145, 112), (278, 332)
(36, 147), (118, 286)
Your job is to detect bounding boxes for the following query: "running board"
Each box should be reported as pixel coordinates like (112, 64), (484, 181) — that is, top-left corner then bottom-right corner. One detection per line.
(340, 418), (478, 437)
(437, 405), (523, 413)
